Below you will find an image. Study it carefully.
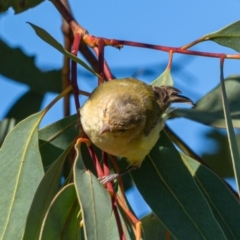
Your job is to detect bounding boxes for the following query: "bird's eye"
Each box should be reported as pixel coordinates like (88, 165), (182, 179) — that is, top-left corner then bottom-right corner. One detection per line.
(153, 89), (160, 98)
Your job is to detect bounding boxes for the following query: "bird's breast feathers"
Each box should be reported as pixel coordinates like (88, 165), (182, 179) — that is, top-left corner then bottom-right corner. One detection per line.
(81, 101), (165, 166)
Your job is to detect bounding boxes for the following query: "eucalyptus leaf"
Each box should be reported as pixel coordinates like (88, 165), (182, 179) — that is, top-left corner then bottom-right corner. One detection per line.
(80, 144), (135, 239)
(181, 153), (240, 239)
(219, 69), (240, 195)
(131, 132), (227, 240)
(0, 112), (44, 239)
(204, 20), (240, 52)
(39, 114), (78, 168)
(39, 184), (80, 240)
(73, 141), (119, 240)
(23, 145), (73, 240)
(173, 75), (240, 128)
(28, 23), (99, 77)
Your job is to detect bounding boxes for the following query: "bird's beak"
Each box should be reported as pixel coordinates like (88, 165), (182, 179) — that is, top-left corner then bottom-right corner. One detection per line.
(99, 124), (111, 135)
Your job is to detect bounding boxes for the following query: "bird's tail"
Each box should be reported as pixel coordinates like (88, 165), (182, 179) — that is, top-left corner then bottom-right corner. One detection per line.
(152, 85), (195, 110)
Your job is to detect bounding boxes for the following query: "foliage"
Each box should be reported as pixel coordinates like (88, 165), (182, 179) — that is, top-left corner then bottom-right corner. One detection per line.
(0, 1), (240, 240)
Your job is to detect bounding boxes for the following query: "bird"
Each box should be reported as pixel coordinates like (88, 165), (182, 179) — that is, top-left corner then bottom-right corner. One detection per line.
(80, 78), (194, 180)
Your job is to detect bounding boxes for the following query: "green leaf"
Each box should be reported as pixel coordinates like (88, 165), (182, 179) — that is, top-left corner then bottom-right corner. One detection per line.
(39, 184), (80, 240)
(180, 153), (240, 239)
(0, 118), (16, 147)
(0, 39), (62, 93)
(219, 67), (240, 195)
(73, 141), (119, 240)
(5, 90), (44, 123)
(150, 68), (173, 86)
(28, 23), (99, 78)
(0, 112), (44, 240)
(204, 20), (240, 52)
(23, 144), (73, 240)
(39, 114), (78, 168)
(80, 145), (134, 239)
(173, 75), (240, 128)
(0, 0), (43, 13)
(131, 132), (227, 240)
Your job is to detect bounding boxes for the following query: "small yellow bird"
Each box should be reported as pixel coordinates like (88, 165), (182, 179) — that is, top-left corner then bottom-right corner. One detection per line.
(80, 78), (193, 171)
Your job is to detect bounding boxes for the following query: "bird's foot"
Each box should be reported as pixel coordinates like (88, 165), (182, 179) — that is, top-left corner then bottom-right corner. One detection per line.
(98, 173), (119, 185)
(98, 166), (138, 185)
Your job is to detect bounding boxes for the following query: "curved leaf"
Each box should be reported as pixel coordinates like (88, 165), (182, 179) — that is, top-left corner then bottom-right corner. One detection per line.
(0, 39), (62, 93)
(73, 140), (119, 240)
(39, 184), (80, 240)
(28, 23), (99, 77)
(204, 20), (240, 52)
(80, 144), (134, 239)
(0, 112), (44, 240)
(181, 153), (240, 239)
(219, 68), (240, 195)
(173, 75), (240, 128)
(131, 132), (226, 240)
(39, 114), (78, 168)
(23, 144), (73, 240)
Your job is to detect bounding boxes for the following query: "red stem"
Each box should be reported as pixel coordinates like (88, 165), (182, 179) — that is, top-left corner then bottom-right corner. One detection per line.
(108, 39), (238, 59)
(52, 0), (240, 60)
(93, 47), (114, 81)
(167, 50), (174, 69)
(101, 153), (125, 239)
(88, 145), (104, 177)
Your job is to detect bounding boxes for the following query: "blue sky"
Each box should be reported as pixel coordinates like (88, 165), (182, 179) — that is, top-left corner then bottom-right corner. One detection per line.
(1, 1), (240, 214)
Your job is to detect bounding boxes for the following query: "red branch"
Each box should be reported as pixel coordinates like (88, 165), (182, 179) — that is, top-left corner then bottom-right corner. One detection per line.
(93, 46), (114, 81)
(88, 145), (104, 177)
(51, 0), (240, 60)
